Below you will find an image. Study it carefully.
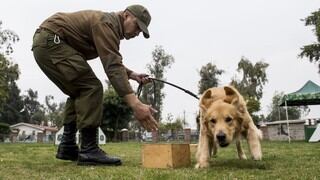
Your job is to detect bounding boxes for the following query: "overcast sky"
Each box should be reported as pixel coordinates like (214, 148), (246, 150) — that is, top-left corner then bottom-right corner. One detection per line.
(1, 0), (320, 128)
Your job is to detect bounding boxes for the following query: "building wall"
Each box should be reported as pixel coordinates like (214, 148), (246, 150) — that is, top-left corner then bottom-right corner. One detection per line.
(15, 125), (42, 142)
(264, 123), (305, 141)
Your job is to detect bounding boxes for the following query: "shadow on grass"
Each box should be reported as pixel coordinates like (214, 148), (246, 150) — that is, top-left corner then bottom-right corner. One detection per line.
(209, 159), (271, 170)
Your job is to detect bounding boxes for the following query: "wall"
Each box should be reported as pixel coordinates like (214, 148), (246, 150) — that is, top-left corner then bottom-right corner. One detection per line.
(15, 125), (42, 142)
(264, 123), (305, 141)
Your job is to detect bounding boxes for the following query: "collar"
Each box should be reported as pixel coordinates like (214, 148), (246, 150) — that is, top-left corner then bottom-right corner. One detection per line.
(109, 12), (124, 40)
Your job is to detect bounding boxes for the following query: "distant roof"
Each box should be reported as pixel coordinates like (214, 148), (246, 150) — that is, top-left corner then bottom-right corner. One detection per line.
(293, 80), (320, 94)
(280, 80), (320, 106)
(10, 122), (58, 132)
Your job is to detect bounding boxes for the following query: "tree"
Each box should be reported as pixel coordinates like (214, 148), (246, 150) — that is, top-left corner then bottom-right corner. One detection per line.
(44, 95), (64, 127)
(101, 83), (133, 141)
(53, 102), (65, 128)
(140, 46), (174, 122)
(231, 57), (269, 123)
(0, 122), (10, 141)
(159, 113), (184, 140)
(22, 89), (44, 124)
(299, 9), (320, 71)
(266, 91), (309, 121)
(0, 21), (20, 115)
(198, 62), (224, 94)
(0, 81), (24, 125)
(0, 54), (20, 111)
(0, 21), (19, 55)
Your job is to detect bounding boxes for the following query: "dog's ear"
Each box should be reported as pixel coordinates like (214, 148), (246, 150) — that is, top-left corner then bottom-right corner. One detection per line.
(224, 86), (245, 113)
(199, 89), (213, 112)
(223, 86), (239, 104)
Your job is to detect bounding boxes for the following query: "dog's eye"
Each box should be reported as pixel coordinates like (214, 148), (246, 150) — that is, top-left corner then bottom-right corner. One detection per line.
(225, 117), (233, 123)
(210, 119), (216, 124)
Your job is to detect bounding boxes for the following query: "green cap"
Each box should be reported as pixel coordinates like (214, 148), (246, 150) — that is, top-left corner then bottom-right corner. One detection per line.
(126, 4), (151, 39)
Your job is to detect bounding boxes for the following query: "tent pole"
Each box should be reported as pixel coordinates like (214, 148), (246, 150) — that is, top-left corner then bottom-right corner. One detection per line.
(284, 100), (291, 143)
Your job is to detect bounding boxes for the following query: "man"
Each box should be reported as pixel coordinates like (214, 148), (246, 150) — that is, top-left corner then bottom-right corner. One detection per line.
(32, 4), (158, 166)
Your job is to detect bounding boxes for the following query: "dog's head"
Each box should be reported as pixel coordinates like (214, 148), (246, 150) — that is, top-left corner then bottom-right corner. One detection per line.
(199, 86), (246, 147)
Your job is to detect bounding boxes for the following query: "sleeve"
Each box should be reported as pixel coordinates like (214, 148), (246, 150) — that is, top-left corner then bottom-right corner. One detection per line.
(92, 22), (134, 97)
(125, 67), (133, 77)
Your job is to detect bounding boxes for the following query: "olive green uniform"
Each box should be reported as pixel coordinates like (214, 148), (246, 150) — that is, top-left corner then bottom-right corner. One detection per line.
(32, 10), (133, 129)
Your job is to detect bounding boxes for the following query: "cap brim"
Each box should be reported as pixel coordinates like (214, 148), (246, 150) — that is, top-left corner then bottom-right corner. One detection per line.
(137, 19), (150, 39)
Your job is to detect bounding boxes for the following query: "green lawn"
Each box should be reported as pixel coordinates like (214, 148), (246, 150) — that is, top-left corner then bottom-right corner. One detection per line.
(0, 141), (319, 180)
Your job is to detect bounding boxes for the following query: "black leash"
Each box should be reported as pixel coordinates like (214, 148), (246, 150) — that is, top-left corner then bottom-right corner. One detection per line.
(136, 77), (199, 101)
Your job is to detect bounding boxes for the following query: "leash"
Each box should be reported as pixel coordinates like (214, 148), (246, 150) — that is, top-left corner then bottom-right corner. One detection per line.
(136, 77), (199, 102)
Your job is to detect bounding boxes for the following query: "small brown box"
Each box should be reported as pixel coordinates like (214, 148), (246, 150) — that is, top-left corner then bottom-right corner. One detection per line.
(142, 144), (191, 168)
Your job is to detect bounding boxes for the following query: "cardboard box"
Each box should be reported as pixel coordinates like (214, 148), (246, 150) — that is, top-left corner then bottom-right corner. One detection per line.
(142, 144), (191, 168)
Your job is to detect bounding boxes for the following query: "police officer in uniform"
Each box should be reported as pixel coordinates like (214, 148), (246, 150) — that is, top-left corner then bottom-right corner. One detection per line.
(32, 4), (158, 166)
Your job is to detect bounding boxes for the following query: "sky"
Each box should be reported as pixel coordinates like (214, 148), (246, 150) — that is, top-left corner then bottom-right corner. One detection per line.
(1, 0), (320, 128)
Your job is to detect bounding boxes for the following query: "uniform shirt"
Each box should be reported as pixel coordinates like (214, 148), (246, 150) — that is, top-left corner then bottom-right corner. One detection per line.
(40, 10), (133, 97)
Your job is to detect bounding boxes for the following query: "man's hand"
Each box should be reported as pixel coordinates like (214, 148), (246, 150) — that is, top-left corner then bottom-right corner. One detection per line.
(132, 103), (158, 132)
(124, 94), (158, 132)
(129, 72), (150, 84)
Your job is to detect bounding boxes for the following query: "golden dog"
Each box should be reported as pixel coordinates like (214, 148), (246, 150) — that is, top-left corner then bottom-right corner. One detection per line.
(195, 86), (262, 168)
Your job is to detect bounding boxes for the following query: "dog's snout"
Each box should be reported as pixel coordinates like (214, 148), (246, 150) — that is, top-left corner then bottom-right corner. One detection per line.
(216, 132), (226, 142)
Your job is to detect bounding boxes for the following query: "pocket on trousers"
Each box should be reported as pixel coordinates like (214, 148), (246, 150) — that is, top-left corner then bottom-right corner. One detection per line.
(48, 40), (75, 64)
(54, 54), (91, 82)
(32, 31), (48, 50)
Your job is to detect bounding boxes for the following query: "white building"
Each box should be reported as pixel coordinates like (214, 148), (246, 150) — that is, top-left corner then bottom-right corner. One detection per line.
(10, 122), (58, 143)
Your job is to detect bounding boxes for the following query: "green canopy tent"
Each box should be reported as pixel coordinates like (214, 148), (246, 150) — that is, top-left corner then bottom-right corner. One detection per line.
(279, 80), (320, 142)
(280, 80), (320, 106)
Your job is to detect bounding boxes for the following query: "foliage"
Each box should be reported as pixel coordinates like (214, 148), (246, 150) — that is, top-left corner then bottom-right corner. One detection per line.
(198, 62), (224, 94)
(53, 102), (65, 128)
(0, 122), (10, 141)
(0, 81), (24, 125)
(0, 54), (20, 111)
(158, 114), (184, 138)
(231, 57), (269, 122)
(0, 122), (10, 134)
(299, 9), (320, 71)
(0, 21), (20, 123)
(22, 89), (44, 124)
(266, 91), (310, 121)
(44, 95), (64, 127)
(101, 84), (133, 140)
(0, 21), (19, 55)
(140, 46), (174, 122)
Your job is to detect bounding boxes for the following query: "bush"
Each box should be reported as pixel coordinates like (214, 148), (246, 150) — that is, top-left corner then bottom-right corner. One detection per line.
(0, 122), (10, 134)
(0, 122), (10, 142)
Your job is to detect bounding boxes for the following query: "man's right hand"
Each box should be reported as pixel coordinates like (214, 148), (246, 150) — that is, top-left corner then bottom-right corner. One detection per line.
(124, 93), (158, 132)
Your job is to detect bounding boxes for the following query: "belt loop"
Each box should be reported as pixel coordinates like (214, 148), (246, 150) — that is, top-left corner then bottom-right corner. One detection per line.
(54, 34), (60, 44)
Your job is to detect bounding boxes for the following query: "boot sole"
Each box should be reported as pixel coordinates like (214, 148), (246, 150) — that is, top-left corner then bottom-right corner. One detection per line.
(56, 154), (78, 161)
(77, 161), (122, 166)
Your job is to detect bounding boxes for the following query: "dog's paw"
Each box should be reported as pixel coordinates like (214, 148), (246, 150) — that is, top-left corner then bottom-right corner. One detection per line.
(239, 154), (247, 160)
(253, 156), (262, 161)
(252, 153), (262, 160)
(195, 162), (209, 169)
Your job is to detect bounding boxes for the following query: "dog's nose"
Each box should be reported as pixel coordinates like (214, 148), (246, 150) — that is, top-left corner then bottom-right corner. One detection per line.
(216, 132), (226, 142)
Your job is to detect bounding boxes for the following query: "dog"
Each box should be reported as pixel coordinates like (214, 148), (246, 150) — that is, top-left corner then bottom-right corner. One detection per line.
(195, 86), (262, 168)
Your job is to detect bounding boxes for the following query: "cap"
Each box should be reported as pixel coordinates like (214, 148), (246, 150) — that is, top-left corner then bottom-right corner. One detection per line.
(125, 4), (151, 38)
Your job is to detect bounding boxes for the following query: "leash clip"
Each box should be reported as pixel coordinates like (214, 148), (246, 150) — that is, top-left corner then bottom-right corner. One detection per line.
(54, 34), (60, 44)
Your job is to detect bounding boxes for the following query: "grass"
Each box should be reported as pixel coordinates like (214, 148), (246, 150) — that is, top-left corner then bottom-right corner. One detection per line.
(0, 141), (319, 180)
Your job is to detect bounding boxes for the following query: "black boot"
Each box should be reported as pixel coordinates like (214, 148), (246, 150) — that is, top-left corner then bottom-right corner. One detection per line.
(77, 128), (122, 166)
(56, 121), (79, 161)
